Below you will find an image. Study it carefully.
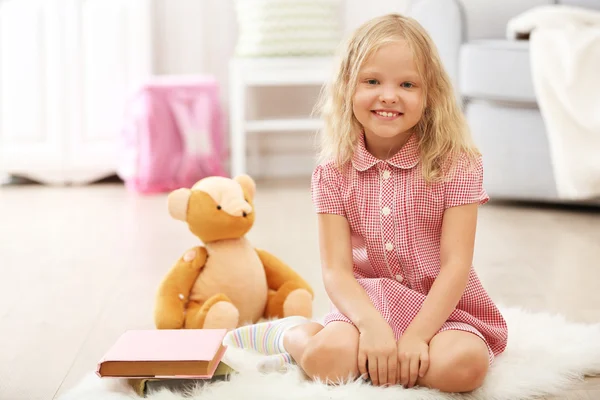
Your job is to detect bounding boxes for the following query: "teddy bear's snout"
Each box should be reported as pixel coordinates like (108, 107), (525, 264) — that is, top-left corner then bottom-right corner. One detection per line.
(222, 200), (253, 217)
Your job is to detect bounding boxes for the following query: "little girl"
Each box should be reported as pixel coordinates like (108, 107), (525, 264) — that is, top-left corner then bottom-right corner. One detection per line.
(223, 13), (508, 393)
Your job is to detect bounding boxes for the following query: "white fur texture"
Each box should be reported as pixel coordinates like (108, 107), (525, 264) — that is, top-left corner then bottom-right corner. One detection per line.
(59, 307), (600, 400)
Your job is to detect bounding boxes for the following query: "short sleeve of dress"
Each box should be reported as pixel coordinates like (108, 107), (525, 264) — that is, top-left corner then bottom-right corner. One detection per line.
(310, 163), (346, 216)
(444, 153), (490, 209)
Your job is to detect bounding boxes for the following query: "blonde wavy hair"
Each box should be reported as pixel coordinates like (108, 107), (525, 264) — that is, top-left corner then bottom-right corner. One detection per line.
(314, 13), (480, 182)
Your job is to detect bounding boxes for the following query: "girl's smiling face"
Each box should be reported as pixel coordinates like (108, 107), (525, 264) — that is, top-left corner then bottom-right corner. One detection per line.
(352, 40), (425, 151)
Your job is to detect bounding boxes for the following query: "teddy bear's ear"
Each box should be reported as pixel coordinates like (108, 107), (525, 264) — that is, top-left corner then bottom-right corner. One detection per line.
(234, 174), (256, 201)
(167, 188), (191, 221)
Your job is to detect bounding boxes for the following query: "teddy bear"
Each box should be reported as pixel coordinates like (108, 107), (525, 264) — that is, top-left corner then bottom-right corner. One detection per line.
(153, 174), (314, 330)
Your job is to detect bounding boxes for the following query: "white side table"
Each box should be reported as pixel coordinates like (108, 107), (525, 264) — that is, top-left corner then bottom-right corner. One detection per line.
(228, 57), (334, 177)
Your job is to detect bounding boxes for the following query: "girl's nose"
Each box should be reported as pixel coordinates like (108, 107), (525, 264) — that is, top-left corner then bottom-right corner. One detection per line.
(379, 86), (398, 103)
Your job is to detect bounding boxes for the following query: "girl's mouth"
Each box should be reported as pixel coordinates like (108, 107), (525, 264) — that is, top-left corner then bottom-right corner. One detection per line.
(372, 110), (403, 120)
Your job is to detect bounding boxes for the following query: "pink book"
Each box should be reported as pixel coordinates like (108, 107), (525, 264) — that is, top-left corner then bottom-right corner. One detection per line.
(96, 329), (228, 379)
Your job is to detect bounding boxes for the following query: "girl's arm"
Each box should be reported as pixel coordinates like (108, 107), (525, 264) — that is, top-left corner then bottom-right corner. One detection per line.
(403, 202), (479, 343)
(317, 213), (383, 330)
(319, 213), (400, 385)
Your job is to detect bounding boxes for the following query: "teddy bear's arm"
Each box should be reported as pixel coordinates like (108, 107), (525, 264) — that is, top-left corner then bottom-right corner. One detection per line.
(154, 246), (207, 329)
(256, 248), (313, 294)
(256, 248), (314, 319)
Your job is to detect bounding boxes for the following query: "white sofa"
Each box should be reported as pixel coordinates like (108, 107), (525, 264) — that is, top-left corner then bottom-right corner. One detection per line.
(408, 0), (600, 204)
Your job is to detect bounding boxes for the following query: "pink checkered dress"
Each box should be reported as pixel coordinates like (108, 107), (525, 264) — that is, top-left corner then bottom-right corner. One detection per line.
(311, 133), (508, 363)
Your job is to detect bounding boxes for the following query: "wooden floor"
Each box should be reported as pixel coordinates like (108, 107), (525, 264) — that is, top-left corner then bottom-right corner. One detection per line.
(1, 179), (599, 400)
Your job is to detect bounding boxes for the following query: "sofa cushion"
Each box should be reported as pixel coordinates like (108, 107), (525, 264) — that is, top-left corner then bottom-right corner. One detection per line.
(458, 0), (553, 40)
(559, 0), (600, 11)
(459, 40), (536, 103)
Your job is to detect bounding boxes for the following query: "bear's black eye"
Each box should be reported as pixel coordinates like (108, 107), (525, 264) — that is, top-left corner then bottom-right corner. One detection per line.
(217, 205), (222, 210)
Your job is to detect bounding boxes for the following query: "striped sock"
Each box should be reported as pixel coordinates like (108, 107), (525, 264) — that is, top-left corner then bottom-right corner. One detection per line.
(223, 316), (310, 355)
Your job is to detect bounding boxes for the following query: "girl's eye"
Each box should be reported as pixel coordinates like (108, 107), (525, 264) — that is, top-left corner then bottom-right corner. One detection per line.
(401, 82), (414, 88)
(366, 79), (379, 85)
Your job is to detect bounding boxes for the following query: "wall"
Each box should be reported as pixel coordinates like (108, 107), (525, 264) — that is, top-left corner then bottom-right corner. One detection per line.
(153, 0), (411, 178)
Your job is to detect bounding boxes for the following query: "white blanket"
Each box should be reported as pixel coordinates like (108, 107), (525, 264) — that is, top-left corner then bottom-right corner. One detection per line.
(58, 306), (600, 400)
(507, 5), (600, 200)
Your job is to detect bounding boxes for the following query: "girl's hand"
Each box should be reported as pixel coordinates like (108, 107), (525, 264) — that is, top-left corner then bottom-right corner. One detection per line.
(357, 317), (398, 386)
(397, 334), (430, 388)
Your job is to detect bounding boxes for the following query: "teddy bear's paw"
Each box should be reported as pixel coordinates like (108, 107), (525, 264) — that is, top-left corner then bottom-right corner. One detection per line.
(204, 301), (240, 330)
(181, 246), (207, 271)
(283, 288), (313, 319)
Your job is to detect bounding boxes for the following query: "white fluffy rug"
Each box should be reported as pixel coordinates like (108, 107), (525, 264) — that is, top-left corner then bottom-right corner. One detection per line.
(60, 307), (600, 400)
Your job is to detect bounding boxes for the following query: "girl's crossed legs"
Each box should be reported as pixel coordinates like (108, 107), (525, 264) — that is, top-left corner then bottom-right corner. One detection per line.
(225, 318), (490, 393)
(285, 320), (489, 393)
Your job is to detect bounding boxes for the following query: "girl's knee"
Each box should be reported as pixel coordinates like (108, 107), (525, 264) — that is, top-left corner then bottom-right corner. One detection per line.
(449, 351), (488, 391)
(301, 328), (359, 384)
(420, 333), (490, 393)
(431, 345), (489, 392)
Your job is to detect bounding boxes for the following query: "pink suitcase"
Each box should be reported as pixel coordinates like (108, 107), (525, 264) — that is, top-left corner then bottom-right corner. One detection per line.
(117, 76), (228, 194)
